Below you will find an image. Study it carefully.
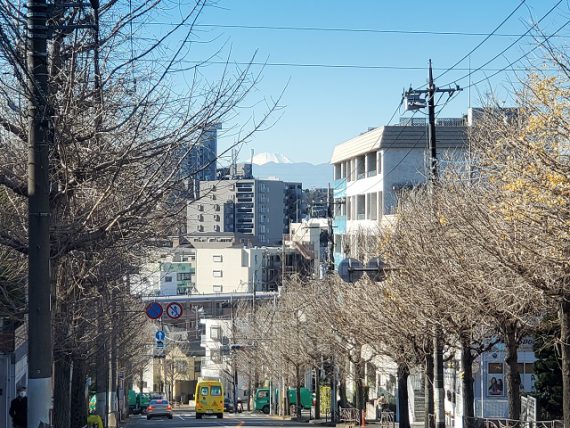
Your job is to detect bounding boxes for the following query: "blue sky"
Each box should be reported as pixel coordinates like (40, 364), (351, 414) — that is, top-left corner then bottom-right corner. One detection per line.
(156, 0), (569, 165)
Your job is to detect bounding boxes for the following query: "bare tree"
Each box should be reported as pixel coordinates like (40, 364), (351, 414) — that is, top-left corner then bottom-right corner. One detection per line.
(0, 0), (279, 426)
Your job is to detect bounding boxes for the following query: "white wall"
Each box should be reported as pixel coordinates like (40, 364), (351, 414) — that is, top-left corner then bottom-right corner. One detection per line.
(195, 249), (249, 294)
(195, 248), (269, 294)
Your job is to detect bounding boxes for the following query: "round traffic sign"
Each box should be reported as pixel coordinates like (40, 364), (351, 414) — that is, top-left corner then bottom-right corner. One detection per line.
(145, 302), (163, 320)
(166, 302), (183, 319)
(337, 258), (364, 283)
(155, 330), (166, 341)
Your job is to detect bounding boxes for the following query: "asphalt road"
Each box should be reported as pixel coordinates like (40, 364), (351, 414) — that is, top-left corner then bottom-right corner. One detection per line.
(126, 410), (312, 428)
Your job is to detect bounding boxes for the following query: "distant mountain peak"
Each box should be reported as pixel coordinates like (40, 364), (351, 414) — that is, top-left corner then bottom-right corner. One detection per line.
(252, 152), (293, 165)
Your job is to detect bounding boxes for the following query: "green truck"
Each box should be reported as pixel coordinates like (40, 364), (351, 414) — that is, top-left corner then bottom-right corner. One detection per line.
(254, 387), (312, 414)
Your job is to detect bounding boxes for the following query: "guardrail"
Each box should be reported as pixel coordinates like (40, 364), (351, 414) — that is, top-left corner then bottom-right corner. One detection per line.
(464, 417), (564, 428)
(340, 406), (360, 424)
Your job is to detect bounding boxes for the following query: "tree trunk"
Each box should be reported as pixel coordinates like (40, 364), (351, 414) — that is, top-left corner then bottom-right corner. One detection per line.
(461, 340), (475, 428)
(296, 364), (302, 420)
(315, 366), (321, 420)
(53, 350), (72, 428)
(433, 330), (445, 428)
(355, 358), (366, 411)
(397, 363), (410, 428)
(560, 300), (570, 428)
(70, 357), (88, 428)
(96, 298), (108, 423)
(425, 352), (434, 428)
(339, 376), (348, 408)
(503, 322), (520, 420)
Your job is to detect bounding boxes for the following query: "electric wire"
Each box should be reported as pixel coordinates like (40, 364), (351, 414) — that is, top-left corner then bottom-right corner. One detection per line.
(439, 0), (565, 88)
(435, 0), (527, 81)
(463, 17), (570, 90)
(141, 22), (567, 39)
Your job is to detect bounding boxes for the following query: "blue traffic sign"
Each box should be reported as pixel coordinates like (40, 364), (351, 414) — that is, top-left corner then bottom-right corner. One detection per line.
(145, 302), (163, 320)
(155, 330), (166, 341)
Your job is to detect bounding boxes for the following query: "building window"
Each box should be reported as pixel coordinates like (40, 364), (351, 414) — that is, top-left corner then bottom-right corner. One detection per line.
(164, 276), (172, 282)
(213, 225), (220, 232)
(197, 225), (204, 232)
(356, 155), (365, 180)
(368, 192), (377, 220)
(177, 272), (192, 281)
(197, 214), (203, 221)
(210, 326), (222, 340)
(213, 270), (223, 278)
(334, 163), (342, 180)
(194, 359), (201, 372)
(357, 195), (365, 220)
(378, 191), (383, 217)
(214, 214), (220, 221)
(213, 255), (223, 262)
(214, 204), (220, 211)
(213, 285), (223, 293)
(198, 204), (204, 211)
(367, 152), (377, 177)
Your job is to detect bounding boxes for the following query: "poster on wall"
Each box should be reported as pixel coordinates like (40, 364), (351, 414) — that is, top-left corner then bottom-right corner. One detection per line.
(486, 362), (505, 397)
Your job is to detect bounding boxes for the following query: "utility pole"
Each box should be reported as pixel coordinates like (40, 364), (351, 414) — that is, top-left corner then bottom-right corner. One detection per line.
(428, 60), (445, 428)
(26, 0), (52, 426)
(327, 183), (334, 272)
(403, 60), (461, 428)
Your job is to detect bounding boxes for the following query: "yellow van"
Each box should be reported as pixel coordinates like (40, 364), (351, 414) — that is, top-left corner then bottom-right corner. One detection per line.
(195, 379), (224, 419)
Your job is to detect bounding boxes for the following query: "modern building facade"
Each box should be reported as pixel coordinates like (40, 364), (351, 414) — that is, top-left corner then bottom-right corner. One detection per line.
(284, 182), (303, 225)
(330, 118), (467, 266)
(187, 178), (289, 245)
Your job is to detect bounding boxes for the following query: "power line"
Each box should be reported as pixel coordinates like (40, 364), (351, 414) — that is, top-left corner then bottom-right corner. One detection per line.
(140, 21), (567, 39)
(439, 0), (565, 88)
(110, 57), (547, 72)
(464, 17), (570, 90)
(435, 0), (527, 81)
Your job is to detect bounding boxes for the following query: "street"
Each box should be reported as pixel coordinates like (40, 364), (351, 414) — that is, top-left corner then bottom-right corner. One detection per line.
(126, 410), (312, 428)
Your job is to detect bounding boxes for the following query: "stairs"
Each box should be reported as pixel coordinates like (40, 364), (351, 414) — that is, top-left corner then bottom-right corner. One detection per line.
(414, 390), (425, 423)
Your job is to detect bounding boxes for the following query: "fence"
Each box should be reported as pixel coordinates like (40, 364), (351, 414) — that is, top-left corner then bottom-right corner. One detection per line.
(379, 411), (395, 428)
(465, 417), (564, 428)
(340, 406), (360, 424)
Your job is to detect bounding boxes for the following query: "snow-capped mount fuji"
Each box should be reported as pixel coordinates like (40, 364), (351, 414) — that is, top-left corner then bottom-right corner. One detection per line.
(251, 152), (293, 165)
(249, 152), (331, 189)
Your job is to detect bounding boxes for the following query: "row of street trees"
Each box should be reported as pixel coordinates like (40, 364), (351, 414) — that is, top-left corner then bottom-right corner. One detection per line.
(233, 40), (570, 428)
(0, 0), (275, 426)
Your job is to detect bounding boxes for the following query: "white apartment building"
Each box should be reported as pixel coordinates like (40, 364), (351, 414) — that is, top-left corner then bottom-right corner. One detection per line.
(194, 247), (282, 295)
(199, 318), (248, 401)
(330, 118), (467, 266)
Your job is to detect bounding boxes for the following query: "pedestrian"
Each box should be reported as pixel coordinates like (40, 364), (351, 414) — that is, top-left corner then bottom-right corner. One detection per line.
(9, 386), (27, 428)
(376, 394), (386, 420)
